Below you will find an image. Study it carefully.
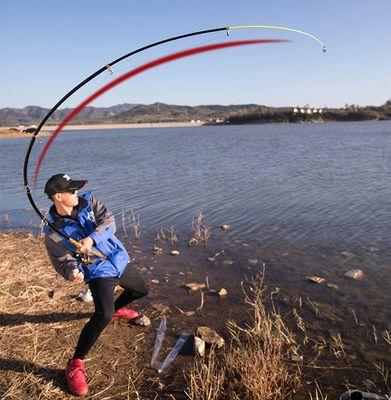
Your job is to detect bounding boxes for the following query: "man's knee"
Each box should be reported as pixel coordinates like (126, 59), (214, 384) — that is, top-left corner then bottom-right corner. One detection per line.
(93, 309), (114, 327)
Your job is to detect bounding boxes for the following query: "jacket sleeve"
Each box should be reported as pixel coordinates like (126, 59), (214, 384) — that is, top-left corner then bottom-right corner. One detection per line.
(44, 232), (80, 281)
(88, 195), (117, 247)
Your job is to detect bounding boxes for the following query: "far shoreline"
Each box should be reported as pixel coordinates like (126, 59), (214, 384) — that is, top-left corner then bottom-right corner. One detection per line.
(0, 122), (204, 139)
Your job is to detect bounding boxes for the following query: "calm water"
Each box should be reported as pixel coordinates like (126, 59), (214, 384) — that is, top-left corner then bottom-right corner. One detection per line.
(1, 121), (390, 248)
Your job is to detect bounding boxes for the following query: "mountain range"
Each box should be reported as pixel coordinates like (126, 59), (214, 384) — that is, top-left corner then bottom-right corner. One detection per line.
(0, 103), (262, 126)
(1, 101), (389, 127)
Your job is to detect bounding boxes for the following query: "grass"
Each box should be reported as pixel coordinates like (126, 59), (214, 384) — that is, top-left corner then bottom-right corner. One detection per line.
(185, 272), (302, 400)
(189, 211), (210, 246)
(0, 231), (144, 399)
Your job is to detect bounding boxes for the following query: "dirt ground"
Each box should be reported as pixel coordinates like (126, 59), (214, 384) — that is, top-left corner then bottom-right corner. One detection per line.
(0, 230), (389, 399)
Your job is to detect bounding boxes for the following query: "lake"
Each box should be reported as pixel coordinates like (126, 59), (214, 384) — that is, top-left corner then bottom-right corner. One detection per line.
(1, 121), (391, 249)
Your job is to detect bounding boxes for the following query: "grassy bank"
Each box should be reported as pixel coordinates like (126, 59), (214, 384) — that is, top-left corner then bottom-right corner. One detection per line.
(0, 230), (389, 399)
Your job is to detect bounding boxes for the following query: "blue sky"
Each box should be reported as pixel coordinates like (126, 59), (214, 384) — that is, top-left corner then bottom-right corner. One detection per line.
(0, 0), (390, 109)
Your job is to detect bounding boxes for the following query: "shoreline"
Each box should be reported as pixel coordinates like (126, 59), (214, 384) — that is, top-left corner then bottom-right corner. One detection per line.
(43, 121), (204, 131)
(0, 122), (203, 139)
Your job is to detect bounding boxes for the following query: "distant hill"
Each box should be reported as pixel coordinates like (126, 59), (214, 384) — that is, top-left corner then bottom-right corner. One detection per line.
(112, 103), (261, 123)
(0, 104), (139, 126)
(0, 103), (260, 126)
(0, 101), (389, 126)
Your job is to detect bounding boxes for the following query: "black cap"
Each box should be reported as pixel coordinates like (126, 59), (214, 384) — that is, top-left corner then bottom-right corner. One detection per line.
(44, 173), (88, 197)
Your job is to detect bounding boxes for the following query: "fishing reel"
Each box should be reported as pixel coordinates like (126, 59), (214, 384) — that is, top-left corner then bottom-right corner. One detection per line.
(74, 251), (91, 268)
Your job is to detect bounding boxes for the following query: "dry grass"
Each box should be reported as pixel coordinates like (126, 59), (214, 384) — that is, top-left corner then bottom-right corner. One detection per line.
(185, 272), (302, 400)
(0, 232), (144, 399)
(185, 349), (224, 400)
(189, 211), (210, 246)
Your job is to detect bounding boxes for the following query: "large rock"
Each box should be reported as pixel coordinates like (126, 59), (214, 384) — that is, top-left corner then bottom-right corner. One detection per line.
(194, 336), (206, 356)
(196, 327), (225, 348)
(345, 269), (364, 280)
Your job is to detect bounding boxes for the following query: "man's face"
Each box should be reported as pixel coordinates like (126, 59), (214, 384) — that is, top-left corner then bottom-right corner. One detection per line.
(57, 190), (79, 207)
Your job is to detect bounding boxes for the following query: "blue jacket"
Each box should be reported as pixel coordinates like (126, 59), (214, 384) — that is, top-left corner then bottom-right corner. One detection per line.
(44, 192), (130, 283)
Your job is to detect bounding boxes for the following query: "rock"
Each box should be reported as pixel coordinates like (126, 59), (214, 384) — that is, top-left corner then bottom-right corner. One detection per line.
(151, 279), (160, 284)
(134, 315), (151, 326)
(77, 289), (93, 302)
(242, 243), (250, 247)
(326, 283), (339, 290)
(369, 246), (379, 252)
(220, 224), (230, 230)
(194, 336), (206, 356)
(184, 282), (206, 292)
(223, 260), (234, 266)
(49, 287), (66, 300)
(306, 276), (326, 284)
(218, 288), (228, 297)
(196, 327), (225, 348)
(171, 250), (180, 256)
(179, 271), (186, 275)
(183, 311), (196, 317)
(153, 246), (163, 255)
(341, 250), (355, 257)
(248, 259), (258, 265)
(207, 257), (216, 262)
(345, 269), (364, 280)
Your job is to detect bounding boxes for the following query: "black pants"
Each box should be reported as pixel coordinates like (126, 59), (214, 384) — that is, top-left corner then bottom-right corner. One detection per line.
(73, 264), (148, 360)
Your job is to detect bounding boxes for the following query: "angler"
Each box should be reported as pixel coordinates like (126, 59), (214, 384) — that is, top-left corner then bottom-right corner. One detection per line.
(43, 173), (148, 397)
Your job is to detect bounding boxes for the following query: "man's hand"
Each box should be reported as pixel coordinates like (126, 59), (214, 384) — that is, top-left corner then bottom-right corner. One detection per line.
(70, 268), (84, 283)
(79, 237), (94, 254)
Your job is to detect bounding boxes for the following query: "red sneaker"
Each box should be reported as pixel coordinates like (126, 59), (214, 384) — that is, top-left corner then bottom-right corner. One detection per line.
(66, 358), (88, 397)
(113, 307), (139, 321)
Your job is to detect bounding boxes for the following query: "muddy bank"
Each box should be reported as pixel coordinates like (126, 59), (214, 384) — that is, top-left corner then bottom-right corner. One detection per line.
(0, 230), (389, 398)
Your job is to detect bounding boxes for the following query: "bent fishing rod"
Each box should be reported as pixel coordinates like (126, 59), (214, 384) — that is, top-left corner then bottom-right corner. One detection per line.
(23, 25), (326, 258)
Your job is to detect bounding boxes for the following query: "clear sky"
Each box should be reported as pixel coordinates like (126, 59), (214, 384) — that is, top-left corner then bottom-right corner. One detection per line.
(0, 0), (390, 109)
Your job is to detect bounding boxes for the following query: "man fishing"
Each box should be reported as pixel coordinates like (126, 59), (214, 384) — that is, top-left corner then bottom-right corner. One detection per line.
(43, 173), (148, 397)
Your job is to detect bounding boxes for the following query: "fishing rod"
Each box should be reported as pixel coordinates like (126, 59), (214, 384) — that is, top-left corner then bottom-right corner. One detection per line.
(23, 25), (326, 257)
